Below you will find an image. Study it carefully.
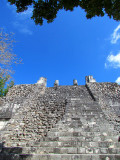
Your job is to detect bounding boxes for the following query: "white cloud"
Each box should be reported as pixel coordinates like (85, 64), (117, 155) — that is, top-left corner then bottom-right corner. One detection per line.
(115, 77), (120, 84)
(111, 24), (120, 44)
(6, 2), (33, 19)
(20, 28), (32, 35)
(105, 52), (120, 68)
(6, 2), (33, 35)
(6, 2), (16, 9)
(15, 7), (33, 21)
(13, 22), (33, 35)
(18, 7), (33, 17)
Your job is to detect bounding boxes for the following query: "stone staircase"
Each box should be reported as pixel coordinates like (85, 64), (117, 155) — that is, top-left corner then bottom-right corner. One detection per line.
(19, 86), (120, 160)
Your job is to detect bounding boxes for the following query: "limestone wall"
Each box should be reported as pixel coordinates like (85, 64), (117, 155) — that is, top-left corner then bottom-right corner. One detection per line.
(0, 85), (94, 148)
(1, 82), (120, 150)
(1, 85), (66, 149)
(86, 82), (120, 131)
(4, 84), (38, 104)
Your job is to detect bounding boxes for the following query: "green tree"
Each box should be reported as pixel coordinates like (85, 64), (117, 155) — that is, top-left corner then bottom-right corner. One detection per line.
(8, 0), (120, 25)
(0, 29), (21, 96)
(0, 75), (14, 97)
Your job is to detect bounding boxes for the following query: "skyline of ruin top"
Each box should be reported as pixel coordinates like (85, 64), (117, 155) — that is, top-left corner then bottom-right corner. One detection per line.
(36, 75), (96, 87)
(36, 75), (120, 87)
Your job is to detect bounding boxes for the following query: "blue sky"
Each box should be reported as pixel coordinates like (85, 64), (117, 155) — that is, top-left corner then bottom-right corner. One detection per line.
(1, 0), (120, 87)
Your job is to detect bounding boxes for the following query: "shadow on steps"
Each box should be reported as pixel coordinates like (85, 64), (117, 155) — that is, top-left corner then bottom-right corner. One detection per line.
(0, 142), (32, 160)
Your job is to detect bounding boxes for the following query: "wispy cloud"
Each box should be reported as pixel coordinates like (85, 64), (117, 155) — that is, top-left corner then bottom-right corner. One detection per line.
(20, 28), (33, 35)
(15, 7), (33, 21)
(13, 22), (33, 35)
(6, 2), (33, 35)
(6, 2), (33, 17)
(115, 77), (120, 84)
(111, 24), (120, 44)
(105, 52), (120, 68)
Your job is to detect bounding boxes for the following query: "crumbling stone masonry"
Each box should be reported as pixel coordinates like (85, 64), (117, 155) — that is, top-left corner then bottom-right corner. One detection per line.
(0, 76), (120, 160)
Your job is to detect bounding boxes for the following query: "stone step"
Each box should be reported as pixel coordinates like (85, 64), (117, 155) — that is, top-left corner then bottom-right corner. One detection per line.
(51, 128), (115, 134)
(66, 106), (101, 109)
(35, 141), (120, 148)
(31, 147), (120, 154)
(1, 147), (120, 155)
(50, 127), (111, 132)
(16, 154), (120, 160)
(68, 104), (99, 107)
(44, 136), (119, 142)
(59, 116), (106, 122)
(54, 123), (115, 128)
(70, 105), (99, 107)
(56, 121), (108, 126)
(5, 140), (120, 149)
(70, 98), (94, 100)
(47, 131), (119, 137)
(10, 147), (119, 155)
(47, 131), (120, 137)
(66, 111), (102, 114)
(65, 111), (103, 115)
(66, 108), (102, 111)
(66, 105), (101, 109)
(60, 118), (109, 123)
(64, 111), (104, 115)
(68, 102), (96, 106)
(66, 109), (100, 112)
(68, 102), (99, 105)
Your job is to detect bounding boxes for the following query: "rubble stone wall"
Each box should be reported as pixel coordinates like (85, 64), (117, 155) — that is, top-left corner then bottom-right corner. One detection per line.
(0, 82), (120, 150)
(1, 85), (66, 148)
(86, 82), (120, 131)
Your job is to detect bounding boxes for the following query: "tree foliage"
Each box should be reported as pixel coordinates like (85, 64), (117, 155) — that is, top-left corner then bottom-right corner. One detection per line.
(0, 75), (14, 97)
(8, 0), (120, 25)
(0, 29), (21, 96)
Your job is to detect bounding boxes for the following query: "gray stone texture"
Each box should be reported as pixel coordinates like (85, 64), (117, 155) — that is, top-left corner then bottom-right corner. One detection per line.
(0, 79), (120, 159)
(86, 82), (120, 131)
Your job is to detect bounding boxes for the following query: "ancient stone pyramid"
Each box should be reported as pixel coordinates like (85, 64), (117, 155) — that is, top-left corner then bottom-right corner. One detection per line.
(0, 76), (120, 160)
